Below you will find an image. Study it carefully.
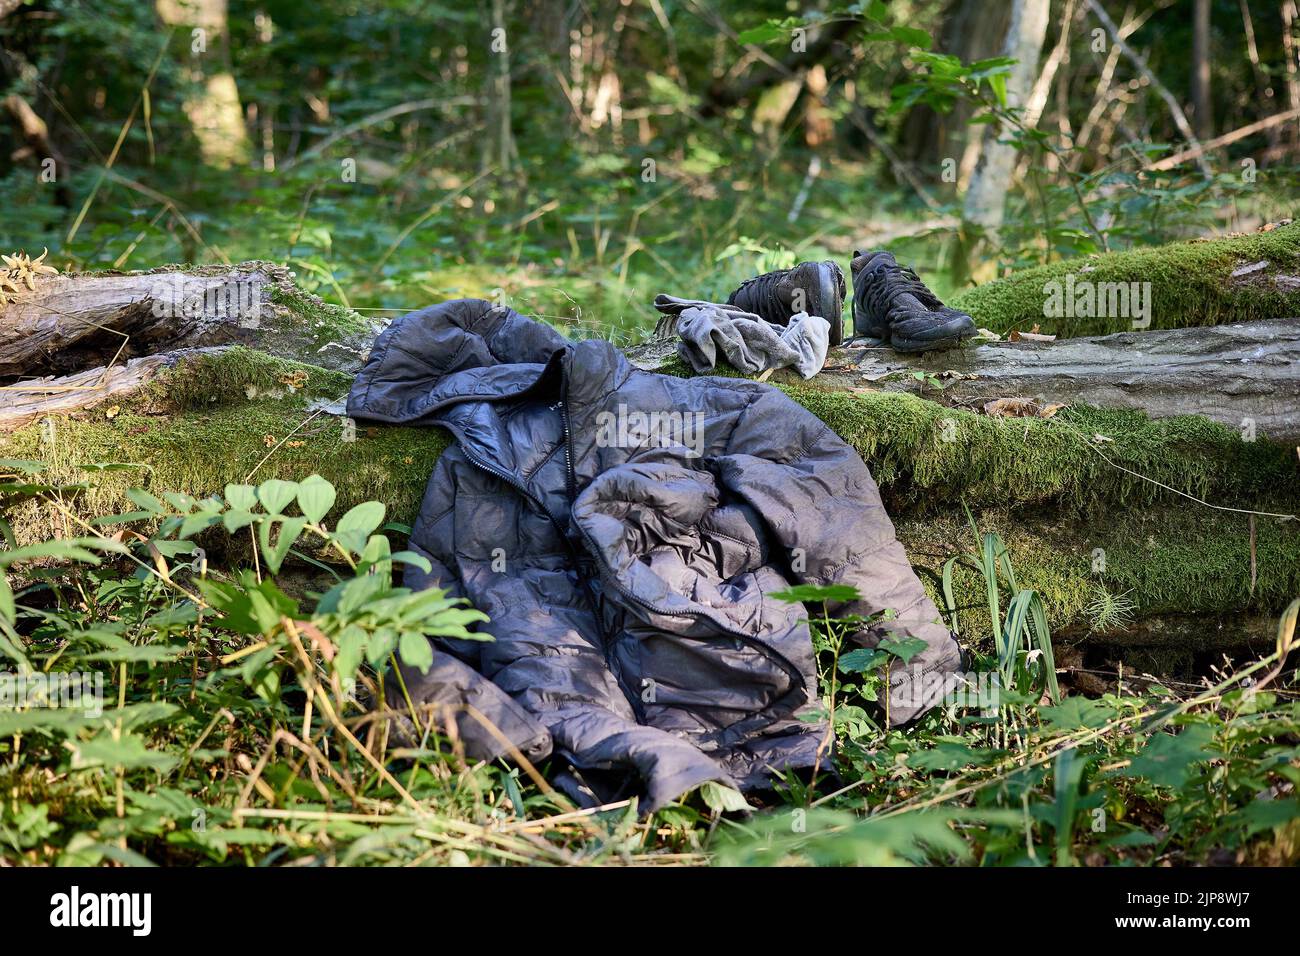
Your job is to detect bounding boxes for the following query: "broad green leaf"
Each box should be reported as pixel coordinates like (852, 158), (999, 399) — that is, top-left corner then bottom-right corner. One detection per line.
(257, 478), (299, 516)
(769, 583), (861, 604)
(334, 625), (366, 681)
(399, 631), (434, 673)
(258, 515), (307, 574)
(66, 732), (179, 773)
(367, 627), (398, 665)
(224, 483), (258, 511)
(0, 539), (108, 567)
(389, 550), (433, 574)
(838, 647), (890, 673)
(125, 488), (165, 515)
(1038, 696), (1114, 731)
(163, 491), (195, 513)
(698, 781), (754, 813)
(1120, 724), (1217, 789)
(334, 500), (386, 554)
(222, 509), (256, 533)
(0, 459), (46, 474)
(988, 71), (1008, 108)
(296, 474), (336, 524)
(878, 635), (928, 664)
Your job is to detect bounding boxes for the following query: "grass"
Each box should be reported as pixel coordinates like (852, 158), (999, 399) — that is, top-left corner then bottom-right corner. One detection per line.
(3, 467), (1296, 866)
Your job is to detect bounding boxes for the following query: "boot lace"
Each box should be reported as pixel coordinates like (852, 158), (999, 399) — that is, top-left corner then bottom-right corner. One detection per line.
(858, 261), (944, 322)
(729, 269), (788, 319)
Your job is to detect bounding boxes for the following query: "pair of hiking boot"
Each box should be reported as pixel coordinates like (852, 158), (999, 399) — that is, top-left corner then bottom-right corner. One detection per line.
(726, 251), (976, 353)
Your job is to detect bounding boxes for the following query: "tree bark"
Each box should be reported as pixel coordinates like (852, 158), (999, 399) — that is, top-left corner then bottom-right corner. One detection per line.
(1191, 0), (1212, 140)
(961, 0), (1051, 238)
(0, 261), (378, 384)
(155, 0), (251, 169)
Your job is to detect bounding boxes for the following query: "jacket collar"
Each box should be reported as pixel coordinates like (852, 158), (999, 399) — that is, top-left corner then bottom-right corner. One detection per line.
(347, 298), (633, 485)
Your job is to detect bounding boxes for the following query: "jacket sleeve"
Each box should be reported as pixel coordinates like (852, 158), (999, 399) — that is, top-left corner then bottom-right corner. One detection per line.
(715, 385), (961, 724)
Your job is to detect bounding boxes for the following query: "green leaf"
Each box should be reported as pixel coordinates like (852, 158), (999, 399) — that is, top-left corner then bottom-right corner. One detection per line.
(179, 511), (221, 538)
(334, 501), (386, 555)
(698, 781), (754, 813)
(865, 26), (931, 49)
(988, 71), (1008, 108)
(878, 635), (928, 663)
(736, 23), (783, 45)
(0, 459), (46, 474)
(1120, 724), (1217, 789)
(125, 488), (166, 515)
(295, 474), (336, 524)
(1227, 797), (1300, 837)
(907, 740), (998, 772)
(1039, 697), (1113, 731)
(0, 572), (13, 626)
(66, 732), (179, 773)
(334, 625), (366, 681)
(162, 491), (195, 513)
(0, 539), (108, 567)
(838, 647), (890, 673)
(222, 509), (256, 533)
(367, 627), (398, 665)
(224, 483), (258, 511)
(257, 479), (299, 516)
(769, 583), (861, 604)
(258, 515), (307, 574)
(389, 550), (433, 574)
(399, 631), (434, 673)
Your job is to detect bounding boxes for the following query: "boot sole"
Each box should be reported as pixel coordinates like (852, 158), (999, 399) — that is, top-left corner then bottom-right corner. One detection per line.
(814, 263), (844, 347)
(890, 314), (978, 353)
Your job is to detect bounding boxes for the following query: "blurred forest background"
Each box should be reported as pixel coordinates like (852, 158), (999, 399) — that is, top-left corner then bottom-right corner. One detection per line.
(2, 0), (1298, 341)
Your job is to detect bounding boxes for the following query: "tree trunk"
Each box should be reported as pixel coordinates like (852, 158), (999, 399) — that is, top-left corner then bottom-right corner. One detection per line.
(1191, 0), (1212, 140)
(155, 0), (251, 169)
(956, 0), (1051, 284)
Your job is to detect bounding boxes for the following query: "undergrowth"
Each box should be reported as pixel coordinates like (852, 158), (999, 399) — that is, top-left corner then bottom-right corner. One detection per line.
(2, 465), (1297, 866)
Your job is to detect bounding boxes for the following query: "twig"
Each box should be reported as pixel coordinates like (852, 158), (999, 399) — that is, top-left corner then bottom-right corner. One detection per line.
(1084, 0), (1211, 177)
(1146, 108), (1300, 171)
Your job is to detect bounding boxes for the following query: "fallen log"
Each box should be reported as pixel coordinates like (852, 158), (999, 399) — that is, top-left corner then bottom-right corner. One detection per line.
(9, 259), (1300, 443)
(1, 262), (1297, 662)
(948, 219), (1300, 338)
(0, 260), (379, 380)
(807, 317), (1300, 444)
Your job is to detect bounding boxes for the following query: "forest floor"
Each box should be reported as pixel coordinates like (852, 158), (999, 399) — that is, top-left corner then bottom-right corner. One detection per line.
(2, 156), (1300, 867)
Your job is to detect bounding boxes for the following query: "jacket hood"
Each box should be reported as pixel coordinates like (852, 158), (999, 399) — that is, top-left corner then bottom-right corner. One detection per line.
(347, 298), (573, 424)
(347, 298), (638, 487)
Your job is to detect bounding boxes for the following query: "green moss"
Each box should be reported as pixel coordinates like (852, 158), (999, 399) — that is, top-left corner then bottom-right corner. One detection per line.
(778, 382), (1298, 516)
(267, 281), (370, 349)
(950, 223), (1300, 337)
(662, 356), (1297, 518)
(901, 507), (1300, 647)
(1, 349), (446, 540)
(5, 348), (1295, 645)
(158, 346), (354, 410)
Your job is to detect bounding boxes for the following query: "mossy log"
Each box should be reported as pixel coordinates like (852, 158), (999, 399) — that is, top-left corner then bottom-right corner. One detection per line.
(948, 221), (1300, 337)
(0, 260), (379, 380)
(2, 261), (1297, 665)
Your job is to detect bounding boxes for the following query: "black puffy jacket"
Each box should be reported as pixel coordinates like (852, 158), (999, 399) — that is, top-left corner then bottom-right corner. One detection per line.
(347, 299), (961, 811)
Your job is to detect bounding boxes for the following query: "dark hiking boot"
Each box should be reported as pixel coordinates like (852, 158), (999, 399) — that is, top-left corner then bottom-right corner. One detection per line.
(850, 250), (976, 353)
(726, 260), (846, 346)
